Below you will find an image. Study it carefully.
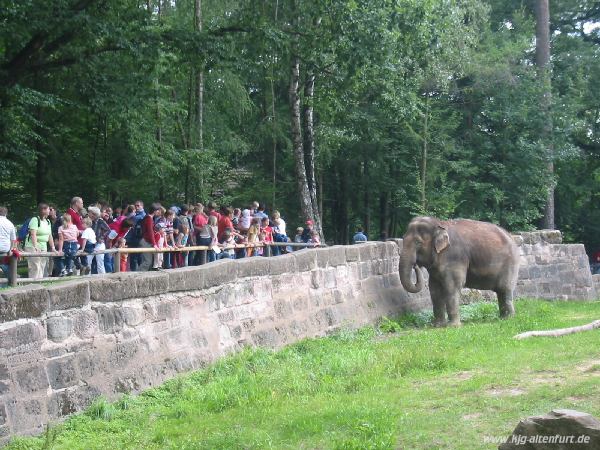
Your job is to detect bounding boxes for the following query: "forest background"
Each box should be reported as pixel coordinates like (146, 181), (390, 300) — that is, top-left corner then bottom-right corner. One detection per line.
(1, 0), (599, 251)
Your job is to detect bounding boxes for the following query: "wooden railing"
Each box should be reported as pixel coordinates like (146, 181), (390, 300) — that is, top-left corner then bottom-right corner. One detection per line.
(2, 242), (322, 287)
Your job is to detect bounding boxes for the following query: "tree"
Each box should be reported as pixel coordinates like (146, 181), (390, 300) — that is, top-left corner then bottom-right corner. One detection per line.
(535, 0), (555, 230)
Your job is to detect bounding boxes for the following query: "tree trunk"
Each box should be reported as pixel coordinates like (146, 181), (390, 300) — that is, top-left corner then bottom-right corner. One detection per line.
(535, 0), (555, 230)
(290, 53), (314, 224)
(379, 191), (390, 240)
(271, 0), (279, 210)
(420, 96), (429, 212)
(289, 4), (316, 228)
(363, 159), (370, 237)
(194, 0), (204, 200)
(303, 72), (324, 239)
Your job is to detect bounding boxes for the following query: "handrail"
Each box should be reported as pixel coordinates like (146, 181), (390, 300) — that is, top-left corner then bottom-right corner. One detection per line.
(4, 241), (323, 287)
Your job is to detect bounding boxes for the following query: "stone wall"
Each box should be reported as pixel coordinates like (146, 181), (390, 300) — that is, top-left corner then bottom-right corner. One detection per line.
(513, 231), (596, 301)
(0, 242), (430, 440)
(0, 235), (596, 441)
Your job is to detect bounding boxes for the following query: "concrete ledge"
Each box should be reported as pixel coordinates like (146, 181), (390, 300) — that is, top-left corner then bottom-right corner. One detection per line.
(0, 285), (50, 323)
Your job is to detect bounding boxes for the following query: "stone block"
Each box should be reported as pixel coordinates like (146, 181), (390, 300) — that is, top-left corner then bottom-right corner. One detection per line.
(268, 253), (298, 275)
(166, 266), (205, 292)
(47, 385), (100, 418)
(345, 245), (360, 262)
(89, 273), (137, 302)
(15, 365), (49, 394)
(0, 321), (46, 350)
(109, 340), (140, 369)
(327, 246), (347, 267)
(46, 316), (74, 342)
(273, 299), (293, 319)
(75, 351), (100, 379)
(293, 249), (317, 272)
(517, 266), (529, 280)
(310, 270), (322, 289)
(70, 309), (99, 339)
(358, 244), (375, 262)
(95, 305), (124, 334)
(143, 300), (179, 323)
(47, 280), (90, 311)
(251, 328), (279, 348)
(0, 404), (5, 426)
(0, 285), (49, 322)
(235, 256), (270, 278)
(324, 268), (337, 289)
(200, 259), (237, 289)
(315, 247), (330, 268)
(135, 271), (169, 298)
(120, 305), (145, 326)
(46, 356), (78, 389)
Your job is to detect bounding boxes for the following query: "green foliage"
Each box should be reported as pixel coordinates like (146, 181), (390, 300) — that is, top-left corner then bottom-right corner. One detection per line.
(0, 0), (598, 250)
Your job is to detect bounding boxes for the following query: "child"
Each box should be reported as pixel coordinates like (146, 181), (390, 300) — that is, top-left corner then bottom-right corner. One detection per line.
(255, 230), (266, 256)
(176, 222), (189, 267)
(57, 214), (80, 276)
(260, 217), (275, 256)
(294, 227), (304, 244)
(163, 209), (176, 269)
(80, 217), (97, 275)
(153, 222), (166, 270)
(219, 228), (236, 259)
(246, 218), (260, 257)
(309, 230), (321, 246)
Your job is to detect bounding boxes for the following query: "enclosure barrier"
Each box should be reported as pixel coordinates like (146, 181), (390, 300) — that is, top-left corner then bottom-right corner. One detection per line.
(4, 242), (323, 287)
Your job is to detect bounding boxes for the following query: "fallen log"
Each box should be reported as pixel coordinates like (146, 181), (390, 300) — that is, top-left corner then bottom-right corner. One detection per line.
(513, 320), (600, 340)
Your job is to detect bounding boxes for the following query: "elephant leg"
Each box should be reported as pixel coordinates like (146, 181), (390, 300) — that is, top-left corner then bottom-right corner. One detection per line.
(428, 278), (447, 327)
(497, 288), (515, 318)
(440, 272), (463, 327)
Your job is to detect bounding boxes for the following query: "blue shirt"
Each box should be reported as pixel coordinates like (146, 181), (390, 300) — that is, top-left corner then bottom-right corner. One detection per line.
(353, 232), (367, 243)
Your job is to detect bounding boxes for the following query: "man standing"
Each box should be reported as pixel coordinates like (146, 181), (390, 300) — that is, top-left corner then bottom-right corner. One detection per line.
(127, 200), (146, 271)
(67, 197), (85, 231)
(138, 203), (162, 271)
(0, 207), (17, 284)
(353, 227), (368, 244)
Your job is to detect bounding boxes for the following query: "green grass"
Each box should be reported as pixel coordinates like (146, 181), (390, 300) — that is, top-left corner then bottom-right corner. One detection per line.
(8, 299), (600, 449)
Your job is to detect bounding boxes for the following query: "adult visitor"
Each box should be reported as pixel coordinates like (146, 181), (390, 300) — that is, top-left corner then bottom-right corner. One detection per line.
(24, 203), (56, 279)
(353, 227), (368, 244)
(0, 207), (17, 284)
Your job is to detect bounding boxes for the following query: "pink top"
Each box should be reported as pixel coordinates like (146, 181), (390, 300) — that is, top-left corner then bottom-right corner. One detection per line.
(59, 224), (79, 242)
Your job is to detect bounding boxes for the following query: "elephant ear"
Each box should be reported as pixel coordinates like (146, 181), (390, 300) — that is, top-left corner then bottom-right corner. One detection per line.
(434, 226), (450, 253)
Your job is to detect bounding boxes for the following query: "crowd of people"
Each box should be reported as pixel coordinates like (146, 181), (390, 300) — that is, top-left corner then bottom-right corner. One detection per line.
(0, 198), (326, 282)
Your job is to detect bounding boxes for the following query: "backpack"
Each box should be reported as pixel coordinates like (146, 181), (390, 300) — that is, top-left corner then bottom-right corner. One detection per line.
(128, 217), (145, 246)
(17, 217), (39, 243)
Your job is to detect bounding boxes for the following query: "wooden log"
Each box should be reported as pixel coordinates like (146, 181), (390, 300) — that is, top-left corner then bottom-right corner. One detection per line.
(513, 320), (600, 339)
(9, 255), (18, 287)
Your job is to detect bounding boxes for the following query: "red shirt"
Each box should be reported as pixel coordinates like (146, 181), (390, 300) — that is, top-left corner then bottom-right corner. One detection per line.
(141, 215), (156, 246)
(209, 210), (222, 221)
(67, 208), (84, 231)
(218, 216), (233, 241)
(262, 225), (273, 243)
(193, 213), (208, 230)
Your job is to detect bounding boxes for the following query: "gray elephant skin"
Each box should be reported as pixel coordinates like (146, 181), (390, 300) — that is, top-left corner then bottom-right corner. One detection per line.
(399, 217), (520, 326)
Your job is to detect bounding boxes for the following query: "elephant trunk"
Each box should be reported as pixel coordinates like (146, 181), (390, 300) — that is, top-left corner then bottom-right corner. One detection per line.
(399, 243), (423, 294)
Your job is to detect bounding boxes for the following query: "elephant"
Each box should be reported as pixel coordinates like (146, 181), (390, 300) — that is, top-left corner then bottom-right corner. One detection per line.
(399, 216), (520, 327)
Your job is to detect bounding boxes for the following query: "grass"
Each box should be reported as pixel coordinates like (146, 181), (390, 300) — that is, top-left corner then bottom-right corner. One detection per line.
(7, 299), (600, 449)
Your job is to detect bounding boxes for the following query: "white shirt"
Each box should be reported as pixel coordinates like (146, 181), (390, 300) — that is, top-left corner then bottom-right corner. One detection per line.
(0, 216), (16, 253)
(275, 218), (287, 236)
(81, 227), (97, 245)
